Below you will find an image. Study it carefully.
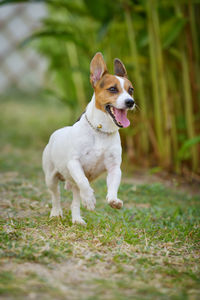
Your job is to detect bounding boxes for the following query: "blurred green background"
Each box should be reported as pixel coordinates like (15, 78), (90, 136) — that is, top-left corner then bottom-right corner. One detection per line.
(1, 0), (200, 174)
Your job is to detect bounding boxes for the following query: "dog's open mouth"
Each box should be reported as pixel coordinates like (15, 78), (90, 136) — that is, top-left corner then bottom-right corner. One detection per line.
(105, 105), (130, 128)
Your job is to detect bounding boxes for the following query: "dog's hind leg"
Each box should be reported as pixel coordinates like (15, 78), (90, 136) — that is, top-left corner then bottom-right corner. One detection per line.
(71, 186), (86, 225)
(45, 173), (63, 218)
(43, 145), (63, 217)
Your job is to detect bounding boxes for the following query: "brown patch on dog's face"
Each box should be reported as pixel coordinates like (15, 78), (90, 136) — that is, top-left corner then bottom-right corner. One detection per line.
(124, 79), (134, 97)
(94, 74), (133, 111)
(94, 74), (121, 111)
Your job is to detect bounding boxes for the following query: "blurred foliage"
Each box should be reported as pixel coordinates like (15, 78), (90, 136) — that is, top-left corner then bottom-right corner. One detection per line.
(1, 0), (200, 173)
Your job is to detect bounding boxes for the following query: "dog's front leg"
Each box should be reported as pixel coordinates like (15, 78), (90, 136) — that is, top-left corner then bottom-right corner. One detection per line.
(67, 160), (96, 211)
(106, 165), (123, 209)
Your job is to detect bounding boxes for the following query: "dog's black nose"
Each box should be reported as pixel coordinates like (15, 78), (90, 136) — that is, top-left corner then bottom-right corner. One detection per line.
(125, 99), (135, 108)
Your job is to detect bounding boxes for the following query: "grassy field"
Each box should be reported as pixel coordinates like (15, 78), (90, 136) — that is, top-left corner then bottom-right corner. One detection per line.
(0, 94), (200, 300)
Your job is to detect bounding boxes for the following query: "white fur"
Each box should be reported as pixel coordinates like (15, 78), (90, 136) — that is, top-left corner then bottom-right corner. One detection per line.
(42, 94), (123, 224)
(115, 76), (135, 109)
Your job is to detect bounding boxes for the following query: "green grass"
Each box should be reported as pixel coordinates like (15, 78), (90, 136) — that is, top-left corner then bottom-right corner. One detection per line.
(0, 93), (200, 300)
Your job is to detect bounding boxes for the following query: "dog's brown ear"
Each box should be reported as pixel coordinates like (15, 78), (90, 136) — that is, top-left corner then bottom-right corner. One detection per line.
(114, 58), (127, 78)
(90, 52), (108, 87)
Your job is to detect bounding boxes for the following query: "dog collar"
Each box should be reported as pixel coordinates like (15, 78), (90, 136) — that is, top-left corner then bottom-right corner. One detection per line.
(85, 114), (117, 135)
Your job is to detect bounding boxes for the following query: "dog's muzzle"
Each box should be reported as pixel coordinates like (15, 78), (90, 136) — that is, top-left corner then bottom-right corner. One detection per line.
(125, 99), (135, 108)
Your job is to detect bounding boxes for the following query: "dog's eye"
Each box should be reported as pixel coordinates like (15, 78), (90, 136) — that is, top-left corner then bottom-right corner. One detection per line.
(108, 86), (118, 93)
(128, 87), (134, 95)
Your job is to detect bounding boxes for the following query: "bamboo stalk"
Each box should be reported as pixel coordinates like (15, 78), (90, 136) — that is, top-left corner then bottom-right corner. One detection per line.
(181, 47), (198, 171)
(171, 115), (180, 173)
(175, 4), (198, 171)
(66, 42), (87, 111)
(166, 67), (180, 173)
(152, 2), (171, 167)
(124, 4), (149, 154)
(146, 0), (164, 159)
(189, 0), (200, 104)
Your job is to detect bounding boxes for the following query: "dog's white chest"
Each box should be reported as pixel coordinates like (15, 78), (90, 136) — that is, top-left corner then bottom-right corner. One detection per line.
(80, 136), (107, 181)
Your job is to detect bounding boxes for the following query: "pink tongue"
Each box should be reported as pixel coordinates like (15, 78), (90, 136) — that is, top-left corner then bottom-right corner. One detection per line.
(113, 107), (130, 128)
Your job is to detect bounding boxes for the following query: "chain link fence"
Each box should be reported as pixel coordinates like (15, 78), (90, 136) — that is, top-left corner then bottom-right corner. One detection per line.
(0, 3), (47, 92)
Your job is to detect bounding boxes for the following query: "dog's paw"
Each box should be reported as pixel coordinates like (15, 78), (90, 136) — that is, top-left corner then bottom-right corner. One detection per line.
(82, 195), (96, 211)
(108, 198), (123, 209)
(81, 190), (96, 211)
(50, 207), (63, 218)
(72, 217), (86, 226)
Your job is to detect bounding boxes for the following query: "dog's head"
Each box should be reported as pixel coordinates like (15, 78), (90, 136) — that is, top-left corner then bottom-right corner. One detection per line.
(90, 52), (135, 128)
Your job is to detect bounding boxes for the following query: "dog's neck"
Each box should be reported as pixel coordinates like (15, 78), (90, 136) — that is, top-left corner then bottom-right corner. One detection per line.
(86, 94), (119, 133)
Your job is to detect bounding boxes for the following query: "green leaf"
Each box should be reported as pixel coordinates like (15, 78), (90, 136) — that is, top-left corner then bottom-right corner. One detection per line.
(97, 21), (110, 42)
(0, 0), (44, 5)
(83, 0), (121, 22)
(160, 16), (187, 49)
(47, 0), (88, 16)
(177, 136), (200, 161)
(161, 0), (200, 6)
(20, 30), (88, 51)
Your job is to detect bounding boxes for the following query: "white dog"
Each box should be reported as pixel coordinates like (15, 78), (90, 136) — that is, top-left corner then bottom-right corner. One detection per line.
(42, 52), (135, 225)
